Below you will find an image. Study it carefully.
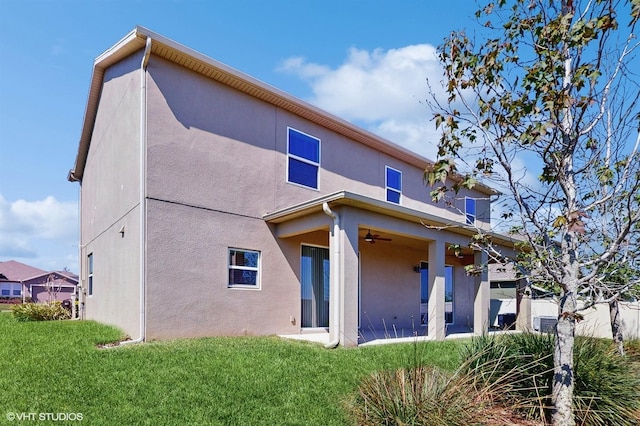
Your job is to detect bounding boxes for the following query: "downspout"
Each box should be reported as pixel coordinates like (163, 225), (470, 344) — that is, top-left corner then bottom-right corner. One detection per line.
(121, 36), (152, 346)
(67, 172), (82, 318)
(322, 202), (340, 349)
(76, 184), (83, 320)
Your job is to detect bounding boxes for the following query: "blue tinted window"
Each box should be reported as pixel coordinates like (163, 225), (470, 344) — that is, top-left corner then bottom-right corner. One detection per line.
(465, 198), (476, 225)
(289, 158), (318, 188)
(287, 128), (320, 189)
(289, 129), (319, 162)
(386, 188), (401, 204)
(386, 167), (402, 203)
(386, 167), (401, 190)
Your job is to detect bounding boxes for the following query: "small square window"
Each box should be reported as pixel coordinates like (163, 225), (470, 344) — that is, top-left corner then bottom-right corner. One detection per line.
(228, 248), (261, 289)
(287, 128), (320, 189)
(465, 197), (476, 225)
(386, 166), (402, 204)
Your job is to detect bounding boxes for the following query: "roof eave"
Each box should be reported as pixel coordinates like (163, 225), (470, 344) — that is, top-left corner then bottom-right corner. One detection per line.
(68, 28), (147, 182)
(68, 26), (499, 197)
(264, 190), (519, 247)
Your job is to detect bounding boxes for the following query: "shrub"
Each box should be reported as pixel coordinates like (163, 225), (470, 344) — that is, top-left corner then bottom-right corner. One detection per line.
(11, 301), (71, 322)
(573, 337), (640, 425)
(350, 365), (483, 426)
(460, 332), (640, 425)
(349, 340), (529, 426)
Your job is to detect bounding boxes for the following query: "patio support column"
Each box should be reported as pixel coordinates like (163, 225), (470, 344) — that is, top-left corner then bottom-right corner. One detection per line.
(516, 279), (532, 331)
(428, 239), (446, 340)
(473, 251), (490, 335)
(339, 208), (360, 347)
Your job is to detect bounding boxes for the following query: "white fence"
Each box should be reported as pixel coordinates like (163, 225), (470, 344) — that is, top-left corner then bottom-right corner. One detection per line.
(529, 299), (640, 339)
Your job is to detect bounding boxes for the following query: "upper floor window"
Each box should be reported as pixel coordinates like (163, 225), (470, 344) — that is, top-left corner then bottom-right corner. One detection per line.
(465, 197), (476, 225)
(228, 248), (261, 289)
(287, 128), (320, 189)
(88, 253), (94, 296)
(385, 166), (402, 204)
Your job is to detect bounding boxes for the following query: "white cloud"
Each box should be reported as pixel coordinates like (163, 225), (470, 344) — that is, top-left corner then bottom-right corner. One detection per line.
(278, 44), (549, 234)
(0, 194), (78, 271)
(278, 44), (445, 160)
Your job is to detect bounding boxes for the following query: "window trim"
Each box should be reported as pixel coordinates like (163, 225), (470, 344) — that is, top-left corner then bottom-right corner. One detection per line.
(286, 127), (321, 190)
(385, 166), (402, 204)
(88, 253), (94, 296)
(228, 248), (261, 290)
(465, 197), (476, 225)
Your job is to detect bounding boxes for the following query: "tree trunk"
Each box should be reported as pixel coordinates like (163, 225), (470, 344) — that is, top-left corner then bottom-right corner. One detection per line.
(552, 291), (577, 426)
(609, 298), (625, 356)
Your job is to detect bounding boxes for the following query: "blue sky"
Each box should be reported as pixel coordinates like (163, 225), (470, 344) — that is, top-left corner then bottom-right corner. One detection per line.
(0, 0), (480, 272)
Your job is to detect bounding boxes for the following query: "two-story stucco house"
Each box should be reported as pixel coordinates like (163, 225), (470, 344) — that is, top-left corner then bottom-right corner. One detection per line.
(68, 26), (518, 347)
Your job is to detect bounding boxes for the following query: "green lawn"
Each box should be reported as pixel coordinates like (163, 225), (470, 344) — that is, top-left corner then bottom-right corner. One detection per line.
(0, 313), (464, 425)
(0, 303), (18, 312)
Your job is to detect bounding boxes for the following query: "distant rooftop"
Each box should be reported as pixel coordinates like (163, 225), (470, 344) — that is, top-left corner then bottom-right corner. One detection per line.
(0, 260), (47, 282)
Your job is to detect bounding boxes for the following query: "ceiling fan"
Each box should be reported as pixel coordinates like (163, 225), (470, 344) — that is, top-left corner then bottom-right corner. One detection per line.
(364, 230), (392, 243)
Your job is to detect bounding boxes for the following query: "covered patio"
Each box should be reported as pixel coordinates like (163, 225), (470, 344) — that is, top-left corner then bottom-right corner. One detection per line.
(265, 190), (516, 347)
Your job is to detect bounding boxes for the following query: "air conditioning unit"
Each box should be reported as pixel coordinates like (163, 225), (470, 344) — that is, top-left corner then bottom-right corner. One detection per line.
(533, 316), (557, 333)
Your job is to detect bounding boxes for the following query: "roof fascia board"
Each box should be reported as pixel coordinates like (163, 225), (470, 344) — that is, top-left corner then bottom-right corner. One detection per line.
(69, 26), (497, 196)
(133, 27), (438, 172)
(264, 190), (519, 247)
(69, 29), (147, 181)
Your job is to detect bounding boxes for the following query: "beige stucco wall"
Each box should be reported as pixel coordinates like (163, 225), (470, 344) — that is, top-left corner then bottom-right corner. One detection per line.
(144, 198), (310, 339)
(144, 56), (490, 226)
(82, 52), (493, 340)
(360, 243), (425, 334)
(79, 51), (142, 338)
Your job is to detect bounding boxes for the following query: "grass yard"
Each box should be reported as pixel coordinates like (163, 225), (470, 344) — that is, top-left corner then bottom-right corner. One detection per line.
(0, 303), (18, 312)
(0, 313), (464, 425)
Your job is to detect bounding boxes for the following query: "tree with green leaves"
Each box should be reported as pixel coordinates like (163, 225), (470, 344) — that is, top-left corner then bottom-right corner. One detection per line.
(427, 1), (640, 424)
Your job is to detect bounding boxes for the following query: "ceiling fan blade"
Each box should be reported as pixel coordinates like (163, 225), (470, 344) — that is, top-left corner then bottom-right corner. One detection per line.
(364, 230), (391, 242)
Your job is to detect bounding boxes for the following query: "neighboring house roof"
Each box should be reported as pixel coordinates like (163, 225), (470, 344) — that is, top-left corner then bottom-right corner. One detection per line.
(0, 261), (78, 285)
(54, 271), (79, 282)
(68, 26), (498, 197)
(23, 271), (79, 286)
(0, 260), (47, 282)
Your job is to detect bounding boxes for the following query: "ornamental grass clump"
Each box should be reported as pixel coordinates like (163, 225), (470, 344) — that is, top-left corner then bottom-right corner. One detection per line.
(349, 341), (525, 426)
(11, 301), (71, 322)
(350, 364), (479, 426)
(459, 332), (640, 426)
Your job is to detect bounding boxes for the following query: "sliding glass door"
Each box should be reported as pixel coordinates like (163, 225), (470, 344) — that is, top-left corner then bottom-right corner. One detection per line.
(301, 245), (330, 328)
(420, 262), (454, 325)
